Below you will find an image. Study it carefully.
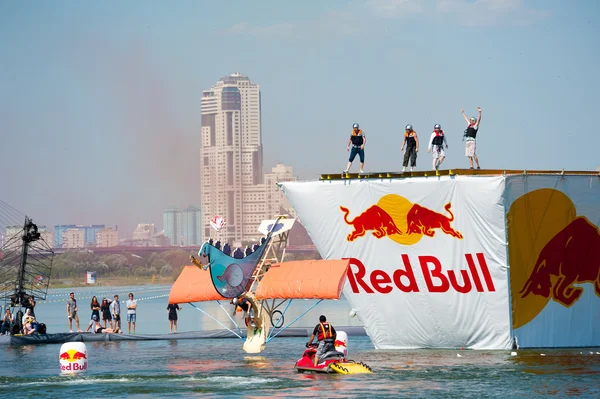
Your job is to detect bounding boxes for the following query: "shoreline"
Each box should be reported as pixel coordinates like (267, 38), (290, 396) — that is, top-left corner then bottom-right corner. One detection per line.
(48, 276), (176, 289)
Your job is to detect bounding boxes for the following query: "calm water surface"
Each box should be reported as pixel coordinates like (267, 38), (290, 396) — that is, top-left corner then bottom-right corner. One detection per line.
(1, 285), (598, 398)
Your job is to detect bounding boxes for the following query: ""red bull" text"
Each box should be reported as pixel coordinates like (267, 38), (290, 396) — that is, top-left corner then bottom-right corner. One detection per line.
(345, 254), (495, 294)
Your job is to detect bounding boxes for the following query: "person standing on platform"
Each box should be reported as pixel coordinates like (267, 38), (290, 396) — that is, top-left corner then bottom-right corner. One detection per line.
(111, 294), (121, 332)
(126, 293), (137, 334)
(167, 303), (182, 334)
(428, 124), (448, 170)
(67, 292), (82, 333)
(343, 123), (366, 174)
(401, 124), (419, 172)
(462, 107), (482, 169)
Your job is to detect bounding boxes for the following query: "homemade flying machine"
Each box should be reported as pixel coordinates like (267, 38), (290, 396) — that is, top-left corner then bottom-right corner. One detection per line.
(168, 216), (351, 354)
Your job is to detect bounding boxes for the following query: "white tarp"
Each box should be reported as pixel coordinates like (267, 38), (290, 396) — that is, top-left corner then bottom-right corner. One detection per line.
(281, 176), (512, 349)
(506, 175), (600, 348)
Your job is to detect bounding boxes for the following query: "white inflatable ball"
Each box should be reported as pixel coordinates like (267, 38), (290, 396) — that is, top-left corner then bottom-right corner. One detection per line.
(59, 342), (88, 374)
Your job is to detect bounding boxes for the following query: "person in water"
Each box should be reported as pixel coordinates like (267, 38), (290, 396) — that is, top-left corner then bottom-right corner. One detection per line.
(343, 123), (366, 174)
(307, 315), (337, 367)
(428, 124), (448, 170)
(462, 107), (482, 169)
(401, 124), (419, 172)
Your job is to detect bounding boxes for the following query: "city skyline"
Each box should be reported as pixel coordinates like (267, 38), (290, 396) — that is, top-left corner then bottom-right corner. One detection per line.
(1, 1), (598, 237)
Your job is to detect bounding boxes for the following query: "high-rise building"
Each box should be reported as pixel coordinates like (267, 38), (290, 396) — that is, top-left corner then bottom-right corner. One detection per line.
(182, 206), (202, 246)
(132, 224), (156, 241)
(163, 207), (182, 246)
(62, 229), (85, 248)
(54, 224), (105, 247)
(96, 228), (119, 248)
(200, 73), (262, 243)
(263, 163), (297, 218)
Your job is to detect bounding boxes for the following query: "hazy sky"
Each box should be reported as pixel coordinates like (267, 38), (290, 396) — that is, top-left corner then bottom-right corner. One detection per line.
(1, 0), (598, 236)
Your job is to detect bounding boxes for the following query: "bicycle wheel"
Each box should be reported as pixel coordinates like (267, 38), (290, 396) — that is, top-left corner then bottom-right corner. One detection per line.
(270, 310), (284, 328)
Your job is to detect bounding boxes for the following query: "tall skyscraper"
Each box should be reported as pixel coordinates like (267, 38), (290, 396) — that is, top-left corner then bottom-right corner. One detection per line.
(200, 73), (262, 244)
(163, 207), (182, 246)
(182, 206), (202, 246)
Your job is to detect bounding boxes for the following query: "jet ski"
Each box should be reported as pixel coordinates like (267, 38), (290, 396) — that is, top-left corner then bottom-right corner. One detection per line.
(294, 332), (372, 374)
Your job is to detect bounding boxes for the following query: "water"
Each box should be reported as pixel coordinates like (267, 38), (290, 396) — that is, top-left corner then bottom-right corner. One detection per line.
(1, 285), (599, 398)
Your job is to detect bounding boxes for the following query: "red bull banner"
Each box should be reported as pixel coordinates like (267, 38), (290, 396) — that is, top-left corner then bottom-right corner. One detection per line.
(506, 176), (600, 348)
(281, 176), (512, 349)
(281, 173), (600, 349)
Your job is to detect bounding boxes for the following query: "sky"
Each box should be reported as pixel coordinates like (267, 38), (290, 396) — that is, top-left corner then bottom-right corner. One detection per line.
(1, 0), (599, 236)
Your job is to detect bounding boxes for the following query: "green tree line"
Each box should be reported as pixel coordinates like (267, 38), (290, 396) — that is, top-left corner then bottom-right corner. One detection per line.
(50, 249), (320, 280)
(51, 249), (196, 280)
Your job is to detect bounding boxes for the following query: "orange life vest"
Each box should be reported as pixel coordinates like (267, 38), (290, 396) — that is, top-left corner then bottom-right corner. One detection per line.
(317, 322), (333, 341)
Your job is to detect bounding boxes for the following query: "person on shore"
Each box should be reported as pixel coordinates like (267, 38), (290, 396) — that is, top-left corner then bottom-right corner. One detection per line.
(167, 303), (182, 334)
(85, 315), (118, 334)
(401, 124), (419, 172)
(126, 293), (137, 334)
(110, 294), (121, 332)
(90, 296), (101, 321)
(307, 315), (337, 367)
(428, 124), (448, 170)
(101, 298), (113, 329)
(67, 292), (82, 333)
(462, 107), (482, 169)
(343, 123), (366, 174)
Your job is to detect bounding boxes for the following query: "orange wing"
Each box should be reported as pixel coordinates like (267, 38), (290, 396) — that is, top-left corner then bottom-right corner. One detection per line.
(255, 259), (350, 300)
(168, 265), (226, 304)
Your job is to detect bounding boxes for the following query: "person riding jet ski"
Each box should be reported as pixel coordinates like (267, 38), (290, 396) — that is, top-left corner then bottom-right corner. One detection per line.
(307, 315), (337, 366)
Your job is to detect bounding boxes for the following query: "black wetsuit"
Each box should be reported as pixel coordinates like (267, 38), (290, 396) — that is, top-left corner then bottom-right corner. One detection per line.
(403, 133), (417, 167)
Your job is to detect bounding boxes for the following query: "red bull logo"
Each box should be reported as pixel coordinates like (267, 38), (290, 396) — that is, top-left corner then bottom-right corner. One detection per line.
(340, 194), (463, 245)
(340, 205), (401, 241)
(59, 346), (88, 372)
(345, 254), (495, 294)
(519, 217), (600, 307)
(508, 188), (600, 329)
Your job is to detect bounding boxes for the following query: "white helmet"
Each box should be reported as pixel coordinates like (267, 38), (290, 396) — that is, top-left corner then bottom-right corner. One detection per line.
(434, 124), (441, 130)
(232, 297), (239, 305)
(352, 123), (359, 129)
(405, 124), (413, 131)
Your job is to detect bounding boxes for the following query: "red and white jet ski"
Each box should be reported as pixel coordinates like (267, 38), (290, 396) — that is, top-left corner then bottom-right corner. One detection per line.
(294, 331), (372, 374)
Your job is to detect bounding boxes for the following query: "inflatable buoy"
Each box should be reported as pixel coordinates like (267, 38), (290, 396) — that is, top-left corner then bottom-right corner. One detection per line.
(59, 342), (88, 374)
(335, 331), (348, 357)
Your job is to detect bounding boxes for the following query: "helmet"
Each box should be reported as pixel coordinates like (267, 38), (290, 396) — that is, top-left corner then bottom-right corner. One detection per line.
(434, 124), (441, 130)
(232, 297), (239, 306)
(352, 123), (359, 129)
(470, 117), (477, 123)
(405, 124), (413, 131)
